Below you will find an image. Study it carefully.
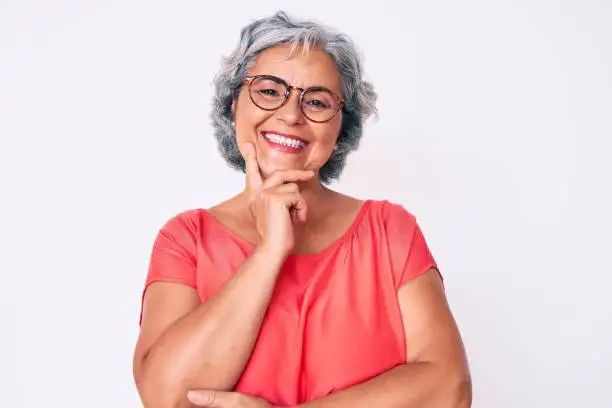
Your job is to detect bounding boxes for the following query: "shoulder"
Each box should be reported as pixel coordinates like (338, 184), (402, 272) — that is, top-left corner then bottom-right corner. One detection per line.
(153, 203), (249, 251)
(366, 200), (439, 287)
(154, 208), (208, 242)
(331, 193), (417, 228)
(365, 199), (423, 257)
(366, 199), (419, 234)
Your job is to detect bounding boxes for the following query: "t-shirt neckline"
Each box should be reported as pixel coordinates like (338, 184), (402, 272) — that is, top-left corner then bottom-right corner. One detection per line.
(201, 199), (373, 261)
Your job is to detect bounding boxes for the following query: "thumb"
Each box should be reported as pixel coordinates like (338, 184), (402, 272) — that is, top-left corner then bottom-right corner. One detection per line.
(244, 142), (263, 191)
(187, 390), (229, 407)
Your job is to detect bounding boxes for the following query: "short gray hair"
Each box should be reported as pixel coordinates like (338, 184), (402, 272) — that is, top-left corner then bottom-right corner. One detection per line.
(211, 10), (377, 184)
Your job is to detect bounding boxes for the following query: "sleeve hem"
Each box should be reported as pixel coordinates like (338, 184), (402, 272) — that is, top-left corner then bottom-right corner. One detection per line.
(397, 263), (444, 290)
(138, 278), (198, 325)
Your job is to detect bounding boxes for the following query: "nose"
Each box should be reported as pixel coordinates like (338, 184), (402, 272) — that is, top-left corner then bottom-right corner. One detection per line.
(276, 88), (304, 126)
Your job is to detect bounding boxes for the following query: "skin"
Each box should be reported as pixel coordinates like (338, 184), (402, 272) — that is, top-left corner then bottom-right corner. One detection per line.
(234, 44), (343, 178)
(222, 43), (363, 254)
(134, 43), (472, 408)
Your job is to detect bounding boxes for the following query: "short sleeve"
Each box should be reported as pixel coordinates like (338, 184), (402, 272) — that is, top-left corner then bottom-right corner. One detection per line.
(398, 222), (439, 287)
(145, 213), (198, 291)
(383, 202), (440, 289)
(139, 212), (199, 324)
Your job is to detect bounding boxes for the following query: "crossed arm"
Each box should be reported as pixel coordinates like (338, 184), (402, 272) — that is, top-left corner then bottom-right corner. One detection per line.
(295, 268), (471, 408)
(134, 264), (471, 408)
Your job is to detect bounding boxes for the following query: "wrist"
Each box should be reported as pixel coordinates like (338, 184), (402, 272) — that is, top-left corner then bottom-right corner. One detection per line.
(252, 244), (288, 268)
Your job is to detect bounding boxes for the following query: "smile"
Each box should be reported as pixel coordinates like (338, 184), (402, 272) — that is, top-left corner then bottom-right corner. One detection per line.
(262, 132), (308, 150)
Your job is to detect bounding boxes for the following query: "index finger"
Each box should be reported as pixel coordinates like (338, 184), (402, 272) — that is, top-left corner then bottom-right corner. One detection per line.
(244, 143), (262, 190)
(261, 169), (315, 188)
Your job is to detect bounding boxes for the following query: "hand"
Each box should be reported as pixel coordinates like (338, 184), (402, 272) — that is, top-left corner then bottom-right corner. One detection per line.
(243, 143), (314, 257)
(187, 390), (277, 408)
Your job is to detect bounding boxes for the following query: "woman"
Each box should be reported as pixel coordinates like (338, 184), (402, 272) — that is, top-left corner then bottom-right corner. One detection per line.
(133, 11), (471, 408)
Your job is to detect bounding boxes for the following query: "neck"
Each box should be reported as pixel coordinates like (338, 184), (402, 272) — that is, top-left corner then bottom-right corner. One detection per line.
(238, 176), (336, 224)
(295, 178), (335, 222)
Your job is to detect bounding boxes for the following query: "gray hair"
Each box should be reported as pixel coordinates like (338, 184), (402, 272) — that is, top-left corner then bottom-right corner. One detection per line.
(211, 10), (377, 184)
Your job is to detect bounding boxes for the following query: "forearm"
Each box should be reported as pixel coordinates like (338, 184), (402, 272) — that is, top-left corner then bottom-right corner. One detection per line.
(139, 247), (285, 406)
(298, 362), (471, 408)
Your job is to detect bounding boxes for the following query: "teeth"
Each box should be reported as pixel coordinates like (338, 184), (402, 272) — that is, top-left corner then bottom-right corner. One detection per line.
(264, 133), (306, 149)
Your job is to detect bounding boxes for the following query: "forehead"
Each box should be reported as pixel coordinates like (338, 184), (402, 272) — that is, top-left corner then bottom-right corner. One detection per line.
(248, 43), (342, 94)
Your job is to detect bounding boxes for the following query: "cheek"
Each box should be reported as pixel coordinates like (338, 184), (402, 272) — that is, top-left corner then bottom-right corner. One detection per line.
(314, 120), (342, 148)
(308, 125), (341, 163)
(234, 98), (267, 140)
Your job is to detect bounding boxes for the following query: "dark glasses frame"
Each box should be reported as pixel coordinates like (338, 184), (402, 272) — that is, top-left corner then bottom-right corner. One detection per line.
(243, 74), (345, 123)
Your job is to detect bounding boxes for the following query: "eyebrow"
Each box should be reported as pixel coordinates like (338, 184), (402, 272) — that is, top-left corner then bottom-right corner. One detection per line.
(251, 73), (341, 95)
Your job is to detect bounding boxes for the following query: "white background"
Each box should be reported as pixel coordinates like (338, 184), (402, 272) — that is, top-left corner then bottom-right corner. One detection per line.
(2, 0), (611, 407)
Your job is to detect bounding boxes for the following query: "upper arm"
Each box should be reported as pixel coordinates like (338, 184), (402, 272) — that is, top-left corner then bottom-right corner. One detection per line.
(134, 283), (200, 381)
(133, 213), (201, 383)
(398, 268), (468, 371)
(384, 203), (468, 371)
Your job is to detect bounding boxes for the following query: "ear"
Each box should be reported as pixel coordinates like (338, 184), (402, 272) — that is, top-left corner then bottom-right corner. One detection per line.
(231, 99), (237, 120)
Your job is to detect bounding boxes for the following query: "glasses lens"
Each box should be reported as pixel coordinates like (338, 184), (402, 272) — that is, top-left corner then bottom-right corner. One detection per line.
(302, 89), (339, 122)
(249, 77), (287, 110)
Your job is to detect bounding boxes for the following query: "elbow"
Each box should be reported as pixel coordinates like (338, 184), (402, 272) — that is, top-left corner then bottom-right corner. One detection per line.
(445, 371), (472, 408)
(137, 371), (193, 408)
(134, 356), (234, 408)
(134, 356), (191, 408)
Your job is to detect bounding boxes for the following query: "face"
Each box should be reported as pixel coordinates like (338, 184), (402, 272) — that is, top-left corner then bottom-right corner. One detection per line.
(232, 44), (343, 178)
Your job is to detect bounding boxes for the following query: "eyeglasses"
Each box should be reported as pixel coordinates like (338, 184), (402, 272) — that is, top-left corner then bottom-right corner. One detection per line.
(243, 75), (345, 123)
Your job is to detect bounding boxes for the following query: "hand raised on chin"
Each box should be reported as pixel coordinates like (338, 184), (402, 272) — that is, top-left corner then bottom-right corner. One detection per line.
(243, 142), (314, 258)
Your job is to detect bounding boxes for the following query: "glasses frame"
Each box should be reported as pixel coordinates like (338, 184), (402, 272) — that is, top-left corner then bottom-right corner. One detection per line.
(243, 75), (345, 123)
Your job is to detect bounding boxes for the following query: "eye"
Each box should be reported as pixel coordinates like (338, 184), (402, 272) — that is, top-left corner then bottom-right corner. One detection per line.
(303, 89), (335, 110)
(304, 98), (332, 110)
(313, 99), (330, 107)
(250, 77), (286, 99)
(258, 88), (280, 97)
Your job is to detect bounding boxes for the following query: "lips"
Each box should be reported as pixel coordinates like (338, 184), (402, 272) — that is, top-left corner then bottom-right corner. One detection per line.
(261, 131), (308, 150)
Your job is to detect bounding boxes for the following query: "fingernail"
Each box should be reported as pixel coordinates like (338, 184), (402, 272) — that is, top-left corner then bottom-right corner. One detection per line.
(187, 390), (210, 404)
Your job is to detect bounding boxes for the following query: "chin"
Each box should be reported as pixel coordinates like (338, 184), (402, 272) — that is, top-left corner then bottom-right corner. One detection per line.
(260, 161), (300, 175)
(260, 160), (319, 177)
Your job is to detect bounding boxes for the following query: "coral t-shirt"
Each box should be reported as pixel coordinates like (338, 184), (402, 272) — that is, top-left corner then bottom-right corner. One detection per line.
(142, 199), (439, 406)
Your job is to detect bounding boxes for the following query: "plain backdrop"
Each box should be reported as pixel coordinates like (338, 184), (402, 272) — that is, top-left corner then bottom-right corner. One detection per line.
(2, 0), (611, 407)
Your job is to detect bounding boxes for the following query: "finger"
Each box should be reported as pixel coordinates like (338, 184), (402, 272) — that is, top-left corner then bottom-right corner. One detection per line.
(244, 143), (263, 190)
(290, 207), (301, 224)
(293, 193), (308, 222)
(276, 191), (308, 223)
(187, 390), (234, 407)
(270, 182), (299, 194)
(261, 169), (315, 189)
